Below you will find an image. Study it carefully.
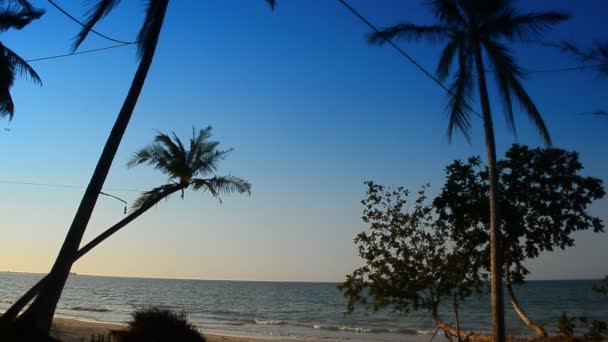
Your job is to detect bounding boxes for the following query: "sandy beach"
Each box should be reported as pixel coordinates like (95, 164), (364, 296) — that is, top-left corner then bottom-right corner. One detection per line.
(50, 317), (314, 342)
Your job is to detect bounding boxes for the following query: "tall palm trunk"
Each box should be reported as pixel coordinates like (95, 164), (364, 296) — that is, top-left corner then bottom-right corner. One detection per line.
(0, 184), (183, 328)
(13, 1), (169, 334)
(473, 40), (506, 342)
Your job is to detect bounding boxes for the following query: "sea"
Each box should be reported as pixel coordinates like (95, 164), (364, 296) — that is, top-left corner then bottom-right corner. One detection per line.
(0, 272), (606, 341)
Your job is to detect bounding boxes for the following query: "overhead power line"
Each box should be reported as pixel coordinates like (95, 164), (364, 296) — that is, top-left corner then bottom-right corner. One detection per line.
(47, 0), (134, 45)
(0, 179), (135, 213)
(0, 179), (141, 192)
(336, 0), (483, 119)
(25, 42), (134, 63)
(21, 0), (137, 64)
(337, 0), (602, 85)
(513, 40), (603, 74)
(524, 64), (604, 74)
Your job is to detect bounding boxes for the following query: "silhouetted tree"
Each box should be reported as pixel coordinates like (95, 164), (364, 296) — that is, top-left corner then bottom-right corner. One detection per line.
(434, 144), (605, 336)
(341, 145), (604, 340)
(12, 0), (274, 335)
(367, 2), (569, 339)
(0, 0), (43, 119)
(339, 182), (492, 341)
(0, 126), (250, 327)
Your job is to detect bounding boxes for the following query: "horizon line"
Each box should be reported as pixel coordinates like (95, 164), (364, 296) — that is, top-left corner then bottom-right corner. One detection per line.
(1, 270), (603, 284)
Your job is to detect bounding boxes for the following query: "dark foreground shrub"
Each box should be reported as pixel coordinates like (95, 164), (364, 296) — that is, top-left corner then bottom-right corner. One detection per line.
(115, 307), (205, 342)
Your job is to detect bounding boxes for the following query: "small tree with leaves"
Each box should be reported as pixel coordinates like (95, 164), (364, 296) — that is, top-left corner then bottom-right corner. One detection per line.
(434, 144), (605, 336)
(339, 182), (491, 341)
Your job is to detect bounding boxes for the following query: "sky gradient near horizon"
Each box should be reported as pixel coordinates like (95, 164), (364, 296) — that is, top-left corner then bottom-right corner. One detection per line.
(1, 0), (607, 282)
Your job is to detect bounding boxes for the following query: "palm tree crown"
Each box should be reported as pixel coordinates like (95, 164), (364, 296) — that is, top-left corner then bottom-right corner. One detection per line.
(0, 0), (44, 119)
(368, 0), (568, 143)
(12, 1), (272, 334)
(127, 126), (251, 210)
(367, 1), (568, 340)
(0, 126), (251, 328)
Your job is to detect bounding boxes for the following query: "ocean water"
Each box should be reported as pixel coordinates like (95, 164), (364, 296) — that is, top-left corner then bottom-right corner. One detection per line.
(0, 272), (606, 341)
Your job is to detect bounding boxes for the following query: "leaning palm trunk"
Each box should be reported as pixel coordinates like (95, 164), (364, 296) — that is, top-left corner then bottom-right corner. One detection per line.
(0, 184), (184, 328)
(13, 1), (169, 334)
(473, 41), (506, 342)
(504, 268), (547, 337)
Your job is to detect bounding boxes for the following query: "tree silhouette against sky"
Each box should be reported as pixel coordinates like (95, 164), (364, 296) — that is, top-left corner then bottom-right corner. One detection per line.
(0, 127), (251, 327)
(367, 1), (568, 340)
(11, 0), (274, 336)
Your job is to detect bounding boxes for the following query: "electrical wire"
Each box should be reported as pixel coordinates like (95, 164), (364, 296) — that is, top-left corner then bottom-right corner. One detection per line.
(524, 64), (604, 74)
(336, 0), (484, 119)
(24, 1), (602, 76)
(25, 42), (134, 63)
(47, 0), (134, 45)
(0, 179), (142, 192)
(21, 0), (137, 64)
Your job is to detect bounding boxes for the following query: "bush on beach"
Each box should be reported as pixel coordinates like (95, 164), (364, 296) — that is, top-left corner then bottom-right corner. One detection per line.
(114, 307), (206, 342)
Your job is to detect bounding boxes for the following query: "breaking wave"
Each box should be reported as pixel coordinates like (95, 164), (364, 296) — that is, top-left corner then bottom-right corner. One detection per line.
(68, 306), (112, 313)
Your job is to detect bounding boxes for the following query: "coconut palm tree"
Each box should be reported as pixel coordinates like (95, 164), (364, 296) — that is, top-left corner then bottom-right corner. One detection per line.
(2, 126), (250, 328)
(12, 0), (274, 335)
(366, 1), (568, 340)
(0, 0), (44, 119)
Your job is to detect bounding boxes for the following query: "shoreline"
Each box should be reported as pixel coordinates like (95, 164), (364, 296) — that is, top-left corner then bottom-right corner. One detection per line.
(0, 314), (318, 342)
(50, 317), (319, 342)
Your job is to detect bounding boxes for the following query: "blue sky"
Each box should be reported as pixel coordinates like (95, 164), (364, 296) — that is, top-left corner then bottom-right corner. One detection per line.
(0, 0), (606, 281)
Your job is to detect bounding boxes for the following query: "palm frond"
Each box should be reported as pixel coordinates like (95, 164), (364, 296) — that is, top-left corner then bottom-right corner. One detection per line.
(0, 2), (43, 32)
(436, 33), (463, 81)
(126, 143), (173, 176)
(0, 44), (15, 119)
(173, 131), (187, 158)
(3, 44), (41, 85)
(488, 10), (569, 40)
(187, 126), (213, 164)
(72, 0), (122, 51)
(367, 23), (448, 45)
(445, 70), (473, 142)
(191, 176), (251, 203)
(16, 0), (36, 12)
(505, 72), (551, 145)
(194, 126), (213, 144)
(192, 148), (232, 177)
(427, 0), (464, 25)
(135, 0), (168, 60)
(483, 39), (524, 135)
(131, 183), (183, 211)
(154, 131), (184, 161)
(0, 92), (15, 119)
(446, 41), (474, 142)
